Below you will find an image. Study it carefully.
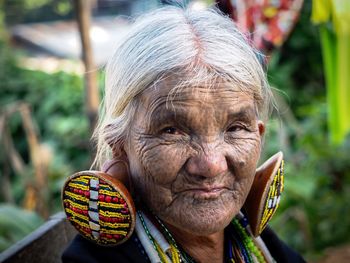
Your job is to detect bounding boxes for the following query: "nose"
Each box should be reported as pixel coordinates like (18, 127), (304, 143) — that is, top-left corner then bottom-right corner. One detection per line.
(185, 145), (228, 178)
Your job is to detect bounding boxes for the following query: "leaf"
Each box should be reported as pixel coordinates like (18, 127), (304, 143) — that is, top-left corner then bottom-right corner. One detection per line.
(0, 204), (44, 252)
(311, 0), (332, 24)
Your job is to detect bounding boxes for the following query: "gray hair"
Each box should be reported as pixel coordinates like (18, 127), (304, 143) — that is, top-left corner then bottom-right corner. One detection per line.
(93, 6), (272, 168)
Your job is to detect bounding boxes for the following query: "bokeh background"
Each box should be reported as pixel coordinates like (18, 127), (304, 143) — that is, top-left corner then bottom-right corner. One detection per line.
(0, 0), (350, 262)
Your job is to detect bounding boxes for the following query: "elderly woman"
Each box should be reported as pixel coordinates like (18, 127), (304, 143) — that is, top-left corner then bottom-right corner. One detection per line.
(62, 6), (305, 263)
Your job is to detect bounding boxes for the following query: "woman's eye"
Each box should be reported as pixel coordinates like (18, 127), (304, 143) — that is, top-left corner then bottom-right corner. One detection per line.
(227, 125), (244, 132)
(161, 127), (180, 135)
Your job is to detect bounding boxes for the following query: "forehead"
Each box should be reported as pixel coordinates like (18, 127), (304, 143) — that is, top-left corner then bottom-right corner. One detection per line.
(138, 76), (256, 113)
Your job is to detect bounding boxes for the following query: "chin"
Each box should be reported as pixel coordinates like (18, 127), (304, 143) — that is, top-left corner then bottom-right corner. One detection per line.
(185, 215), (233, 235)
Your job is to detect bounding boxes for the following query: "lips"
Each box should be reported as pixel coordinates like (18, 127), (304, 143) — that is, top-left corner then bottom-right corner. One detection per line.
(178, 186), (228, 199)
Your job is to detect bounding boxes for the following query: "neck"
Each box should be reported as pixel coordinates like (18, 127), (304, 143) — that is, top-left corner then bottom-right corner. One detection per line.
(165, 223), (225, 263)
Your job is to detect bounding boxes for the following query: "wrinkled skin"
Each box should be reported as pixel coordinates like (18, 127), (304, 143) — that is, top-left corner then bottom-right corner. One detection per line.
(125, 78), (265, 237)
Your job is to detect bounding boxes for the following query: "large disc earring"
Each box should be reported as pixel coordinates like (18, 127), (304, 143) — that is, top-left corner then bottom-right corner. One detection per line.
(62, 171), (136, 246)
(243, 151), (284, 237)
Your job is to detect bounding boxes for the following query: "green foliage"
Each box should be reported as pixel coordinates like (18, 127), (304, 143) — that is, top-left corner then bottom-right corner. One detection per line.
(0, 204), (44, 251)
(0, 64), (90, 171)
(0, 38), (90, 205)
(313, 0), (350, 145)
(0, 33), (92, 252)
(267, 107), (350, 258)
(2, 0), (74, 25)
(265, 2), (350, 259)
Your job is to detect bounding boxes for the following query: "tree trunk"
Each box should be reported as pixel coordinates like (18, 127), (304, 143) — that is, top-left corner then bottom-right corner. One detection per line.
(74, 0), (99, 137)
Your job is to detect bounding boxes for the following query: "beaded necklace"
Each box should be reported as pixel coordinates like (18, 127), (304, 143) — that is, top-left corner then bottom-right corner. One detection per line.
(229, 218), (266, 263)
(136, 211), (268, 263)
(137, 210), (183, 262)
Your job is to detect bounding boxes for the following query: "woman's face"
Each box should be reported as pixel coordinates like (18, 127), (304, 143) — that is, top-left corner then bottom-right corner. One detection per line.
(125, 78), (265, 235)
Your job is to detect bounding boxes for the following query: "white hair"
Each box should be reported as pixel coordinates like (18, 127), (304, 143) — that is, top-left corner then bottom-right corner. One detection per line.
(93, 6), (272, 168)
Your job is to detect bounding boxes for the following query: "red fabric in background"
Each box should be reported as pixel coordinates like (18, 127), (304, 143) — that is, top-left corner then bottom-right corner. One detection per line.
(216, 0), (304, 54)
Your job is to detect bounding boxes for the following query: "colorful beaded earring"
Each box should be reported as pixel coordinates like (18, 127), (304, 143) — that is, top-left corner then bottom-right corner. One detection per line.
(243, 151), (284, 237)
(62, 170), (136, 246)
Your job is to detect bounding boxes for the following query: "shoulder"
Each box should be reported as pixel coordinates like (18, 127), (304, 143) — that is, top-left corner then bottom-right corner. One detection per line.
(261, 226), (306, 263)
(61, 233), (149, 263)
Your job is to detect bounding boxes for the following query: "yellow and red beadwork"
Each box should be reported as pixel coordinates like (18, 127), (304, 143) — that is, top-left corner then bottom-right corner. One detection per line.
(62, 172), (134, 246)
(259, 160), (284, 234)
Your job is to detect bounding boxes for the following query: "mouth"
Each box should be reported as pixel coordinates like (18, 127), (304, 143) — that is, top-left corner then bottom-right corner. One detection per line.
(180, 187), (228, 199)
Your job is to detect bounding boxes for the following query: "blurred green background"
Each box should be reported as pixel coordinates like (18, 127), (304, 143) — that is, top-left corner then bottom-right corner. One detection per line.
(0, 0), (350, 262)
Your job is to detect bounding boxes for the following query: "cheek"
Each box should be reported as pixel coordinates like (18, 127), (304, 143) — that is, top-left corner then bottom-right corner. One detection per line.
(135, 139), (189, 185)
(226, 136), (262, 197)
(227, 136), (261, 170)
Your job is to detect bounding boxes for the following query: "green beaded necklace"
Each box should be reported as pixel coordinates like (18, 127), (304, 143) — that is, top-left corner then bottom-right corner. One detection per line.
(230, 218), (266, 263)
(138, 210), (267, 263)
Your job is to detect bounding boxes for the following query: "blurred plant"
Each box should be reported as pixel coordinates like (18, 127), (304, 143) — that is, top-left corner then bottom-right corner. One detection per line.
(264, 2), (350, 260)
(266, 109), (350, 259)
(1, 102), (54, 219)
(311, 0), (350, 145)
(0, 204), (44, 251)
(0, 34), (90, 251)
(2, 0), (74, 25)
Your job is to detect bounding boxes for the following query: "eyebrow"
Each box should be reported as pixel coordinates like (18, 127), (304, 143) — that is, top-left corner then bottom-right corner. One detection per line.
(148, 104), (179, 128)
(226, 106), (257, 121)
(147, 104), (257, 130)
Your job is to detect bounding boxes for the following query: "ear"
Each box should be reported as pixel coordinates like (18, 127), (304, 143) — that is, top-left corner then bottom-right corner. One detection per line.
(258, 120), (265, 137)
(102, 150), (130, 189)
(103, 123), (131, 187)
(243, 151), (284, 237)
